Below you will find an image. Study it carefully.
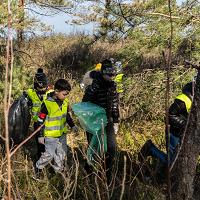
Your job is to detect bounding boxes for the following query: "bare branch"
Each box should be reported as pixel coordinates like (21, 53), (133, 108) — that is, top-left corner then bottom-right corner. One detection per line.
(10, 124), (44, 157)
(119, 155), (126, 200)
(4, 0), (12, 198)
(25, 7), (60, 16)
(164, 0), (174, 199)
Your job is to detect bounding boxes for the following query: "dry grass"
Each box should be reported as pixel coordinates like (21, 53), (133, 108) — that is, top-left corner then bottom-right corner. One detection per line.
(0, 65), (195, 199)
(0, 33), (197, 199)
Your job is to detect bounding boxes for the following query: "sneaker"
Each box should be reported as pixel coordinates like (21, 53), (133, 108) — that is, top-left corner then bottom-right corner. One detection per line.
(138, 139), (153, 162)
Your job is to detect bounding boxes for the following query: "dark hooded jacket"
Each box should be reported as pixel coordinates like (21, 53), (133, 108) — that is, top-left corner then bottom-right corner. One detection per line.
(82, 71), (119, 123)
(169, 82), (193, 137)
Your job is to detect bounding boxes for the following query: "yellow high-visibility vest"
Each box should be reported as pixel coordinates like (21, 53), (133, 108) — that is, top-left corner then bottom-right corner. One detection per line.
(27, 89), (52, 121)
(176, 93), (192, 113)
(27, 89), (43, 121)
(43, 97), (69, 138)
(114, 73), (125, 93)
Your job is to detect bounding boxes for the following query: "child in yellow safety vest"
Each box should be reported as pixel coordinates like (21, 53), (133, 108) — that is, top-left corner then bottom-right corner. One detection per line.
(26, 68), (49, 164)
(33, 79), (78, 179)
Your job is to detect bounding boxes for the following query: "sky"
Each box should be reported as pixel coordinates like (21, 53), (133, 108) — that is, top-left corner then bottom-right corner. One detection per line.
(28, 2), (96, 35)
(30, 0), (185, 35)
(35, 12), (95, 35)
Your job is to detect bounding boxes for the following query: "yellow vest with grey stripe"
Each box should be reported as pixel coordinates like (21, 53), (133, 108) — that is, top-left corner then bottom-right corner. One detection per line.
(27, 89), (44, 121)
(43, 97), (69, 138)
(176, 93), (192, 113)
(114, 73), (124, 93)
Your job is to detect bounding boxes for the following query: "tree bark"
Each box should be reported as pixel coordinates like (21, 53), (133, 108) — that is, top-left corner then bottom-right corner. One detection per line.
(16, 0), (25, 66)
(171, 70), (200, 199)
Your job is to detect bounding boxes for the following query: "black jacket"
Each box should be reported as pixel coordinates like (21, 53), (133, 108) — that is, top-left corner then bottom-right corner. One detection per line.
(169, 82), (193, 137)
(82, 71), (119, 123)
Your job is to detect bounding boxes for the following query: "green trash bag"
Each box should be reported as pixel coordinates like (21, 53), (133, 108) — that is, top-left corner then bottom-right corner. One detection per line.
(72, 102), (107, 164)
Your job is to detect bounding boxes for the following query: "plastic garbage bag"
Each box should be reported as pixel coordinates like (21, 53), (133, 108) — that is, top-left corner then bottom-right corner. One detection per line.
(8, 92), (31, 146)
(72, 102), (107, 164)
(72, 102), (107, 134)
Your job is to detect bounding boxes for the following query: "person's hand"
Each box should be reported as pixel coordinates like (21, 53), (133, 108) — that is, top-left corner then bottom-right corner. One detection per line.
(38, 137), (45, 144)
(113, 123), (119, 135)
(72, 126), (79, 134)
(32, 115), (38, 122)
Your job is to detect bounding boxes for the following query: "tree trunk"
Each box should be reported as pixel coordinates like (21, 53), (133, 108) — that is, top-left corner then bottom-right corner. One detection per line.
(16, 0), (25, 66)
(171, 70), (200, 199)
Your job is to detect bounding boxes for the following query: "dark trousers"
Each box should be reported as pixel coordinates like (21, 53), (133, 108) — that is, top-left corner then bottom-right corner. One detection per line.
(86, 122), (117, 181)
(150, 133), (180, 164)
(105, 122), (117, 182)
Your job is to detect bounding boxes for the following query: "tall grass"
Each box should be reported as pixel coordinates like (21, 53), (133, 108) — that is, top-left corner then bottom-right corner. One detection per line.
(0, 64), (195, 199)
(0, 34), (196, 199)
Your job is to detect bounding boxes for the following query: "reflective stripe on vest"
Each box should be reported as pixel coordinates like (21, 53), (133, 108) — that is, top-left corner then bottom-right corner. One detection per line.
(114, 73), (124, 93)
(176, 93), (192, 113)
(46, 114), (67, 122)
(27, 89), (43, 120)
(44, 97), (69, 138)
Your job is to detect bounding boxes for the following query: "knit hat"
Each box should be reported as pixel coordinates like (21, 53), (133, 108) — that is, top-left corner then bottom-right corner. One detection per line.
(182, 81), (194, 98)
(101, 59), (116, 76)
(34, 68), (48, 89)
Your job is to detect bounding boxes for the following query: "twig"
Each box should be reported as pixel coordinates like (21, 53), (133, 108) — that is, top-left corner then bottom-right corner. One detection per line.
(183, 60), (200, 69)
(119, 155), (126, 200)
(68, 150), (79, 198)
(95, 175), (101, 200)
(10, 124), (44, 157)
(4, 0), (12, 198)
(165, 0), (173, 199)
(8, 20), (14, 108)
(0, 135), (6, 141)
(25, 7), (60, 17)
(35, 0), (73, 14)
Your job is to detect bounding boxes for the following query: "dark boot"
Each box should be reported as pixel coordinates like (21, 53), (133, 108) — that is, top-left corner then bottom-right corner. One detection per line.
(84, 162), (93, 175)
(138, 139), (153, 162)
(155, 161), (167, 184)
(32, 167), (43, 181)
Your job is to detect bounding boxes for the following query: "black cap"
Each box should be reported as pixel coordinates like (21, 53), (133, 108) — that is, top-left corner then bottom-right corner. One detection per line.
(34, 68), (48, 89)
(182, 81), (194, 98)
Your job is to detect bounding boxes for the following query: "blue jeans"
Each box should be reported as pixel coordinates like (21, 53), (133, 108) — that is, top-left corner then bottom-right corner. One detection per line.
(150, 134), (180, 164)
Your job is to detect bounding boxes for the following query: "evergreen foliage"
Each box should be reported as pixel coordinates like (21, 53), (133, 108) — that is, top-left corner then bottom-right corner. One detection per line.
(0, 0), (200, 199)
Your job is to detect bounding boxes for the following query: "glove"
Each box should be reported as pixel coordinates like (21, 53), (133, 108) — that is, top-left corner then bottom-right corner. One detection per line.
(32, 115), (38, 122)
(72, 126), (79, 134)
(113, 123), (119, 135)
(80, 83), (85, 89)
(38, 137), (45, 144)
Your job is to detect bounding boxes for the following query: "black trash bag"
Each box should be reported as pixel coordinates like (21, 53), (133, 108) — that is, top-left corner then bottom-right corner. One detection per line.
(8, 92), (31, 146)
